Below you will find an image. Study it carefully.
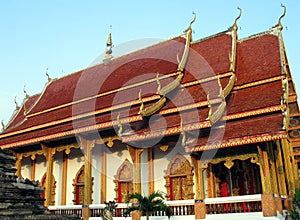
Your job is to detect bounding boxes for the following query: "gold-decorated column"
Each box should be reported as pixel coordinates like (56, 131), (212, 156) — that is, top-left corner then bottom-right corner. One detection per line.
(41, 143), (56, 206)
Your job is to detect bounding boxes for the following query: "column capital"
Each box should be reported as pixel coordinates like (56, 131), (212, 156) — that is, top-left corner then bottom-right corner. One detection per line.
(41, 143), (56, 158)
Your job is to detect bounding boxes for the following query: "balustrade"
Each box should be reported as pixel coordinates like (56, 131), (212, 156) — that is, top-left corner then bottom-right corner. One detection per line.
(47, 194), (263, 218)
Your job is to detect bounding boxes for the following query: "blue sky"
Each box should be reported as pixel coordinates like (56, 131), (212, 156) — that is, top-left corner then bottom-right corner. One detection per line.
(0, 0), (299, 125)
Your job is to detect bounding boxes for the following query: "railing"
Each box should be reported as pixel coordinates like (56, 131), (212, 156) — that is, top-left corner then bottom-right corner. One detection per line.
(90, 203), (129, 217)
(48, 204), (82, 217)
(205, 194), (262, 214)
(47, 194), (262, 218)
(165, 200), (194, 216)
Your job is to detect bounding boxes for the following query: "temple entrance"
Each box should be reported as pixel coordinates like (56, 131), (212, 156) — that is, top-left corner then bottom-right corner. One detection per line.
(114, 159), (133, 202)
(165, 154), (194, 200)
(211, 159), (262, 197)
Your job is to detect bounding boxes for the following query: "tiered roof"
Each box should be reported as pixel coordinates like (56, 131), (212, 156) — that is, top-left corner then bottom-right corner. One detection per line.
(0, 9), (299, 156)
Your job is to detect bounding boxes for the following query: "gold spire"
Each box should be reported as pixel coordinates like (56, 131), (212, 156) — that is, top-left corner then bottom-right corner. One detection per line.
(23, 85), (29, 99)
(106, 25), (112, 47)
(277, 4), (286, 30)
(103, 25), (113, 64)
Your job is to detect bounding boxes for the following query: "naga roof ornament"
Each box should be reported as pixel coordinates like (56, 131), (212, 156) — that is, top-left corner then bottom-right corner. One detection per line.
(139, 12), (196, 117)
(14, 96), (20, 110)
(45, 68), (52, 83)
(138, 89), (166, 117)
(1, 121), (5, 132)
(23, 85), (29, 99)
(232, 7), (242, 31)
(203, 7), (241, 125)
(180, 119), (187, 146)
(277, 4), (286, 30)
(117, 112), (123, 136)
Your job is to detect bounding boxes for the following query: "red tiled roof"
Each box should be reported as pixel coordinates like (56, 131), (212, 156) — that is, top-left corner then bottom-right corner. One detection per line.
(0, 29), (288, 149)
(235, 34), (282, 86)
(5, 94), (40, 131)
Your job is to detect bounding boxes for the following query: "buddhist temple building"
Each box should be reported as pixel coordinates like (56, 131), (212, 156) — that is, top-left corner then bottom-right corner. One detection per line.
(0, 6), (299, 220)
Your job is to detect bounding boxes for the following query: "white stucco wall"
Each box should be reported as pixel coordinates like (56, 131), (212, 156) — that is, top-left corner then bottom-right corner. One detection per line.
(53, 151), (63, 205)
(91, 144), (102, 204)
(66, 148), (84, 205)
(106, 143), (132, 202)
(21, 156), (31, 179)
(35, 154), (46, 181)
(140, 149), (148, 196)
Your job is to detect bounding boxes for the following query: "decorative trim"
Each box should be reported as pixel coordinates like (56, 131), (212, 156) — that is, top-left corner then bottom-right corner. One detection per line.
(1, 105), (283, 149)
(0, 72), (233, 139)
(233, 75), (284, 91)
(123, 105), (283, 142)
(190, 132), (287, 152)
(26, 72), (179, 119)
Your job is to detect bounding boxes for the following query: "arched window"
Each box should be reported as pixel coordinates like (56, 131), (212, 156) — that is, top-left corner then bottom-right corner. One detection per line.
(73, 165), (85, 205)
(165, 154), (194, 200)
(114, 159), (133, 202)
(41, 173), (56, 205)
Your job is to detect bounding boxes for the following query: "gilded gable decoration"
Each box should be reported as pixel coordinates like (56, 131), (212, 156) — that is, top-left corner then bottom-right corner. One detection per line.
(164, 154), (194, 200)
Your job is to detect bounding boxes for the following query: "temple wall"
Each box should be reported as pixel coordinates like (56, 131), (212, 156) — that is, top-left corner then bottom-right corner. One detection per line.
(21, 156), (31, 179)
(53, 151), (63, 205)
(106, 144), (132, 201)
(35, 155), (46, 182)
(140, 150), (148, 196)
(91, 145), (102, 204)
(67, 148), (84, 205)
(152, 144), (192, 194)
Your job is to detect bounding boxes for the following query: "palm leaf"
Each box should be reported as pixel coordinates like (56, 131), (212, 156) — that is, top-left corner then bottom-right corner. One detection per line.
(123, 191), (171, 219)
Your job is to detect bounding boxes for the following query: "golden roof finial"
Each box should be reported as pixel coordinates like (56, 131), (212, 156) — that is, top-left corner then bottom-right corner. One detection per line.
(45, 68), (52, 83)
(103, 25), (113, 64)
(184, 11), (196, 33)
(180, 118), (187, 146)
(156, 73), (161, 94)
(107, 25), (112, 47)
(217, 75), (224, 99)
(232, 7), (242, 30)
(23, 85), (29, 99)
(14, 96), (20, 110)
(207, 93), (213, 121)
(277, 4), (286, 30)
(138, 89), (144, 114)
(1, 120), (5, 131)
(117, 112), (123, 136)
